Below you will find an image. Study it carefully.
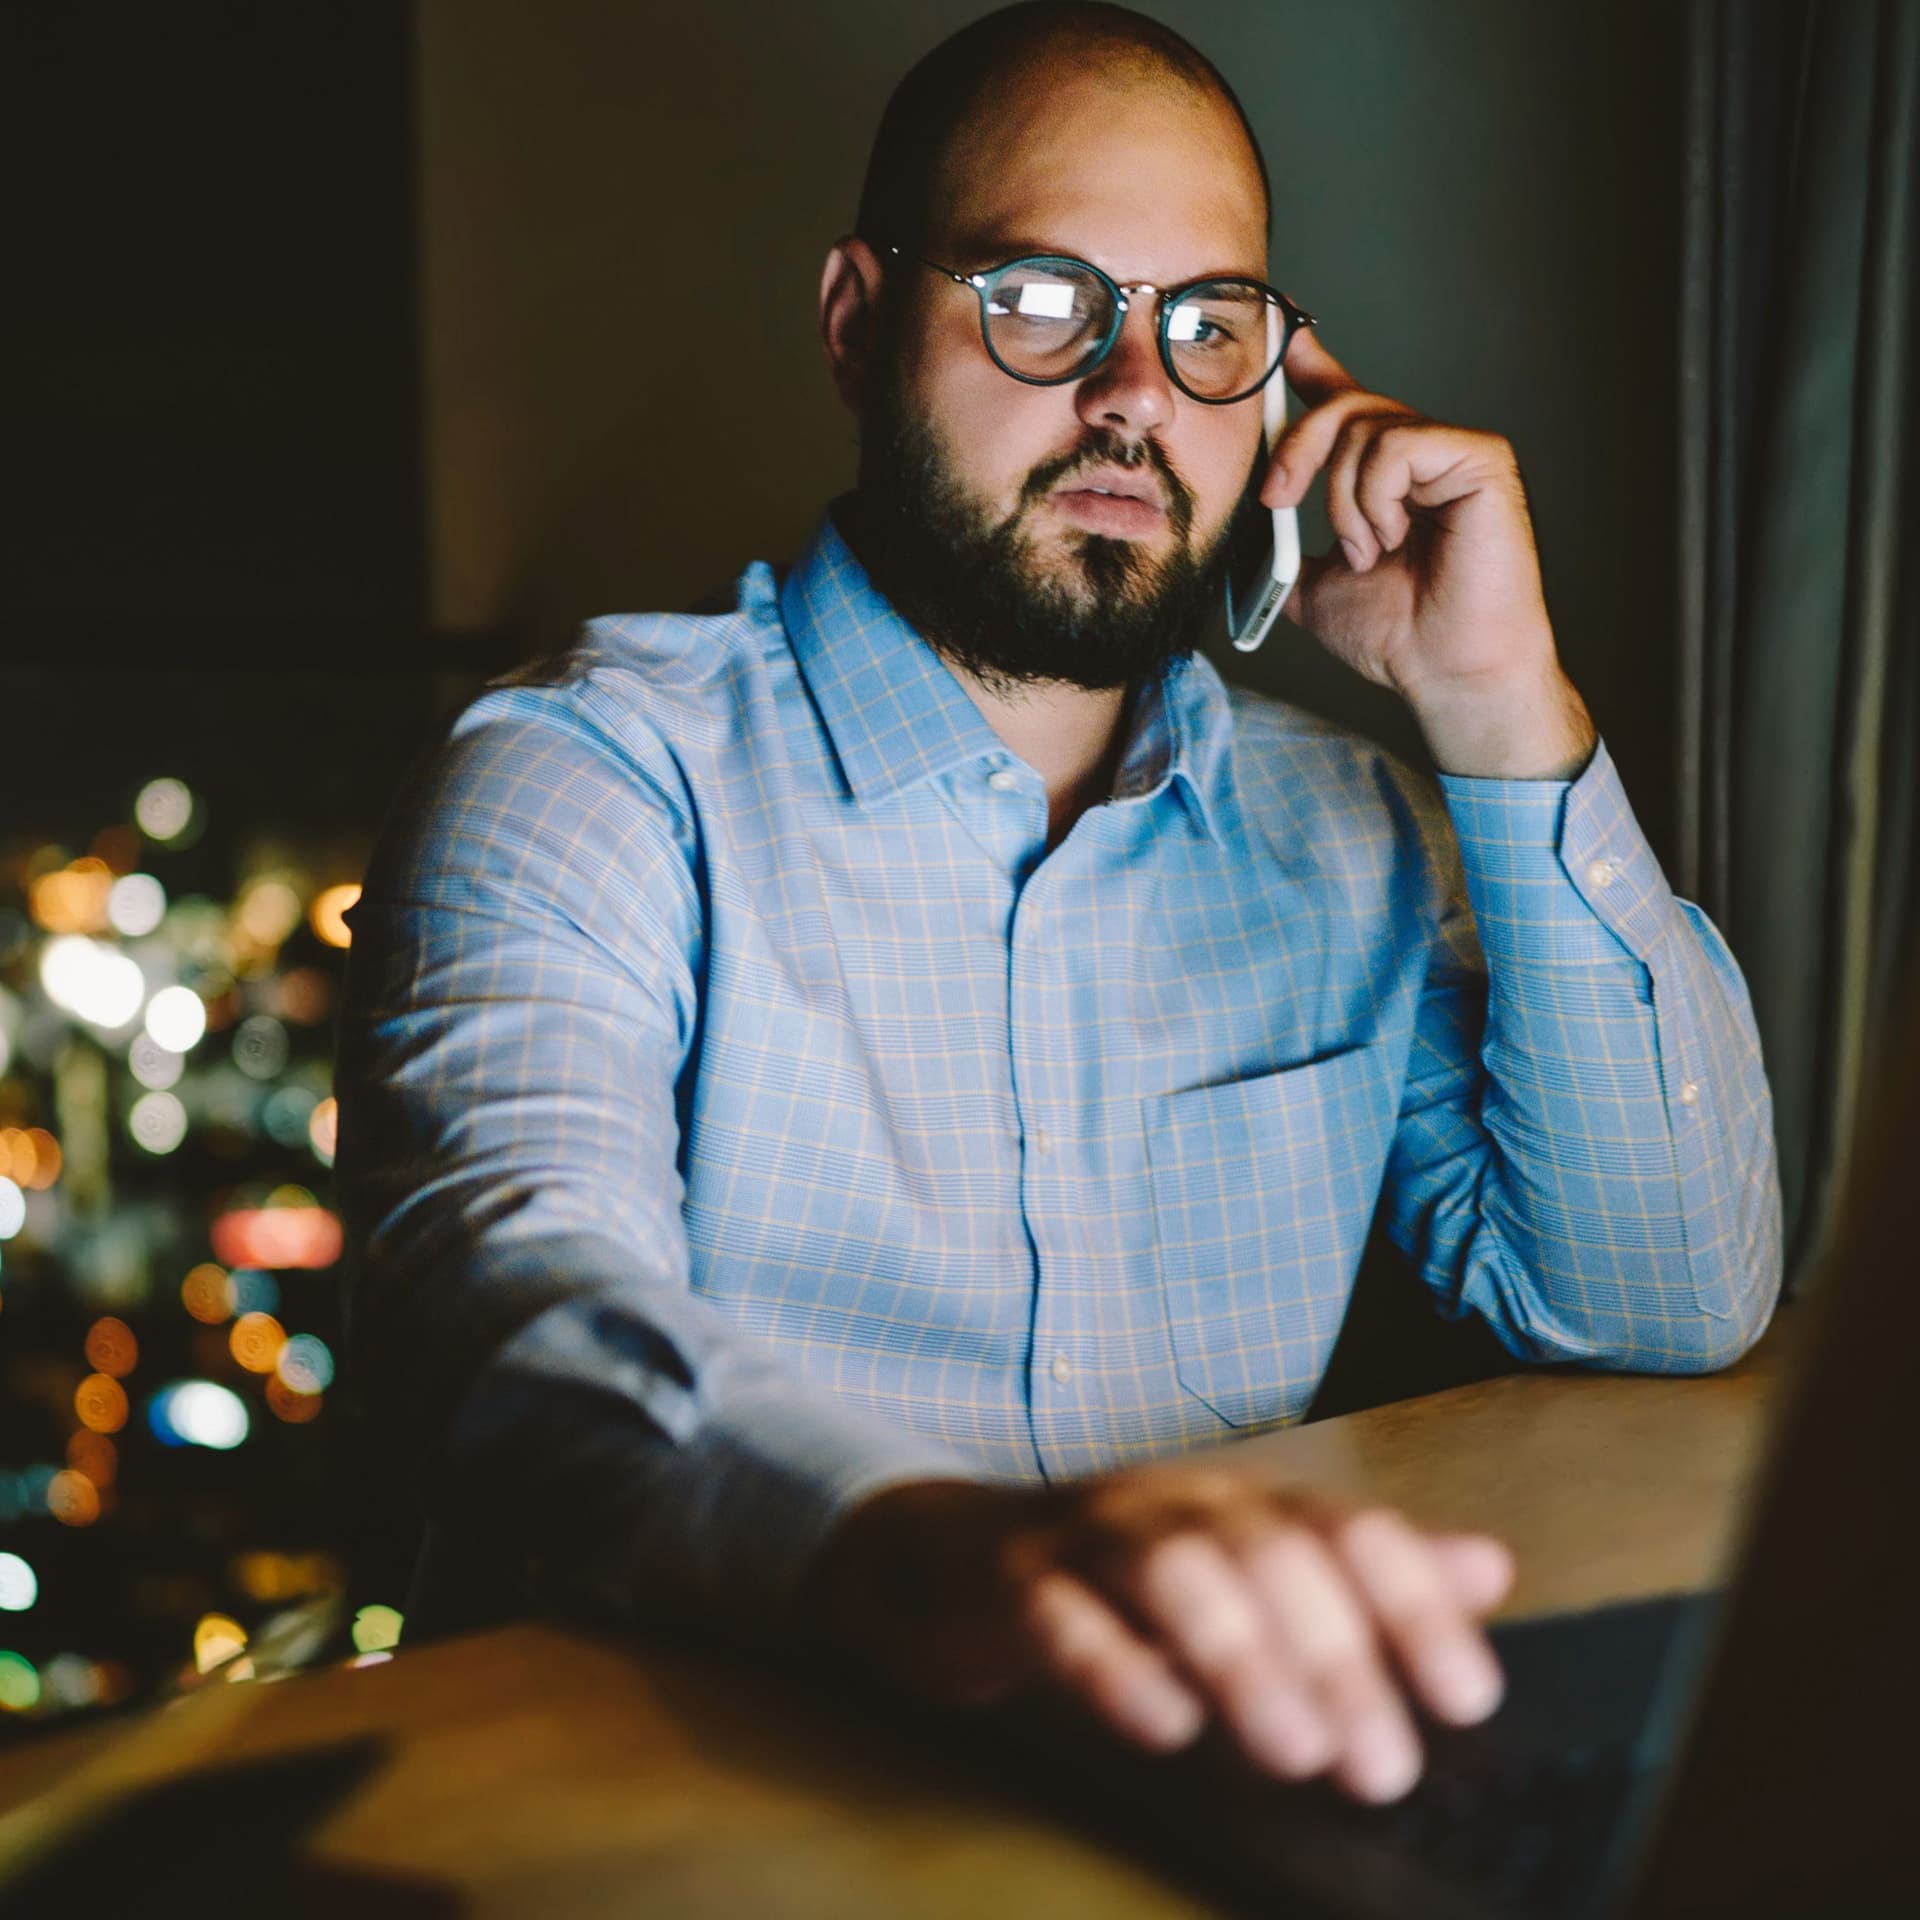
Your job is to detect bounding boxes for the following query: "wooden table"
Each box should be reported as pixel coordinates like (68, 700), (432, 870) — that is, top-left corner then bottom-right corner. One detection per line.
(0, 1312), (1802, 1917)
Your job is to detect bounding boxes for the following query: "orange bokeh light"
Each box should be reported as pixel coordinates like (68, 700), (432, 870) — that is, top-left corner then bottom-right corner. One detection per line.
(181, 1262), (235, 1324)
(229, 1311), (287, 1374)
(0, 1129), (61, 1191)
(47, 1470), (102, 1527)
(66, 1430), (118, 1489)
(230, 1549), (344, 1602)
(309, 883), (361, 949)
(27, 860), (113, 934)
(25, 1130), (59, 1189)
(308, 1097), (338, 1161)
(83, 1316), (139, 1378)
(193, 1614), (248, 1674)
(266, 1375), (324, 1424)
(74, 1372), (129, 1434)
(237, 878), (302, 947)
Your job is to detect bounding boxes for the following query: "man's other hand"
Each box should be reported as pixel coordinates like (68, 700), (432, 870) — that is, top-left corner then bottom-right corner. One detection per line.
(805, 1464), (1514, 1804)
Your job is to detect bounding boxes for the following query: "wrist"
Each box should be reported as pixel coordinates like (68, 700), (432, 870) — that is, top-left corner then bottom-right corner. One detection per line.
(802, 1477), (1001, 1643)
(1404, 661), (1596, 781)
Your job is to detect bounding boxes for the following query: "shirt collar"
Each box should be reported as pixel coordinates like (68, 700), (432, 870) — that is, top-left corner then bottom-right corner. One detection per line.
(780, 505), (1231, 845)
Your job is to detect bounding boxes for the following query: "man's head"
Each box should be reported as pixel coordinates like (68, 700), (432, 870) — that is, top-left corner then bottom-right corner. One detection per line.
(820, 2), (1275, 693)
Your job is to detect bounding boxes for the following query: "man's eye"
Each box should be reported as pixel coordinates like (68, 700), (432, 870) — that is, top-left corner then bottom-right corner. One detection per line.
(1168, 307), (1239, 349)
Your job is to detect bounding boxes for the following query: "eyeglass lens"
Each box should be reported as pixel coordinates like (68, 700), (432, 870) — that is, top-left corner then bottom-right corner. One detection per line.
(981, 261), (1278, 400)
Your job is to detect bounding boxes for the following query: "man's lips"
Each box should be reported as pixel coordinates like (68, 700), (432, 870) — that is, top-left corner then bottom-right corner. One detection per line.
(1047, 466), (1168, 537)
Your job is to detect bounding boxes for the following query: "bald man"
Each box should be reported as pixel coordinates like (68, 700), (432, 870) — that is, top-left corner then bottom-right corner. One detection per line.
(337, 3), (1780, 1806)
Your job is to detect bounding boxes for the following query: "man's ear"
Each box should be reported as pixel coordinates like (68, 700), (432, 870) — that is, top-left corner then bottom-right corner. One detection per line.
(819, 236), (889, 414)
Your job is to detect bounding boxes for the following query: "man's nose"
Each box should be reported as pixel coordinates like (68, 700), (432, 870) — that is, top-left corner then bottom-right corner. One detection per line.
(1073, 298), (1174, 437)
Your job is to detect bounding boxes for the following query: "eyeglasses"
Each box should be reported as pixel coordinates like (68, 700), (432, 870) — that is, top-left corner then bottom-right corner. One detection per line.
(881, 244), (1315, 405)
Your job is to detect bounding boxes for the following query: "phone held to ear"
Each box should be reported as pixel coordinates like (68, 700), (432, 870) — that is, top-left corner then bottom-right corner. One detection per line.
(1224, 303), (1300, 655)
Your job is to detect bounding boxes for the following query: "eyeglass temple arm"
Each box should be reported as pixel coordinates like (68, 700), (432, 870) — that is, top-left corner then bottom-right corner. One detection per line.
(882, 243), (982, 289)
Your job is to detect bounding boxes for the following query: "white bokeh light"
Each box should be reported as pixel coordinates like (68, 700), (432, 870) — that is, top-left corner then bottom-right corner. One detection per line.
(150, 1381), (249, 1450)
(107, 872), (167, 937)
(144, 985), (207, 1054)
(232, 1014), (290, 1081)
(275, 1334), (335, 1395)
(0, 1179), (24, 1241)
(0, 1554), (36, 1612)
(128, 1090), (188, 1155)
(128, 1033), (185, 1090)
(134, 777), (194, 842)
(40, 937), (146, 1029)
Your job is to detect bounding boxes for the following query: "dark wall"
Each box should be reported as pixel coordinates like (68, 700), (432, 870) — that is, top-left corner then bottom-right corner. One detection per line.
(6, 5), (425, 651)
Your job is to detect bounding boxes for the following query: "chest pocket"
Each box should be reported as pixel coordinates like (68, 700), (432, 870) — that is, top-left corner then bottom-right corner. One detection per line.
(1146, 1045), (1395, 1428)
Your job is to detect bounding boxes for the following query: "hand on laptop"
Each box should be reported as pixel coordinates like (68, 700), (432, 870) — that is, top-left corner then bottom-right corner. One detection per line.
(807, 1463), (1513, 1804)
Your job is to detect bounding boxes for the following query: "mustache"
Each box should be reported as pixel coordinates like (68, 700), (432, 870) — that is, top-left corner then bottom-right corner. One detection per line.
(1015, 433), (1197, 541)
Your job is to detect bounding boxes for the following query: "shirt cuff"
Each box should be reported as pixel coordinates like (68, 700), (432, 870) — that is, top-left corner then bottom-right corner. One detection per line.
(665, 1376), (988, 1631)
(1437, 738), (1679, 968)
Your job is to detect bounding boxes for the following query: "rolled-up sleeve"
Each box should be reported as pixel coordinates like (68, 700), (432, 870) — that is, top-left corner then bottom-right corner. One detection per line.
(334, 685), (970, 1635)
(1379, 740), (1782, 1371)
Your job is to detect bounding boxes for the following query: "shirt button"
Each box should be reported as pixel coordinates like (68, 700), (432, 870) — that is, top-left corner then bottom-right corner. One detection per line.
(1679, 1080), (1700, 1106)
(1031, 1126), (1052, 1154)
(987, 768), (1020, 793)
(1586, 858), (1617, 889)
(1050, 1353), (1073, 1384)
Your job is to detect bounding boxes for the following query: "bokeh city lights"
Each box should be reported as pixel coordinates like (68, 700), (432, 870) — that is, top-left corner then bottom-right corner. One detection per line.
(1, 777), (408, 1734)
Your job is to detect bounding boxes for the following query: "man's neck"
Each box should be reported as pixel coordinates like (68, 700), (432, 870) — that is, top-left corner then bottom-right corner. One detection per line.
(941, 655), (1133, 850)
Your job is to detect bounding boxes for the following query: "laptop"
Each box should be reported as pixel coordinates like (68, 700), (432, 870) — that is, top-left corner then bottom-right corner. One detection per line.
(930, 1011), (1919, 1918)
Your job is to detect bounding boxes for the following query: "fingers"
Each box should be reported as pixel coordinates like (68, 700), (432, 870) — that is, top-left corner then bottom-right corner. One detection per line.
(1259, 340), (1511, 584)
(1238, 1523), (1424, 1802)
(1018, 1567), (1206, 1752)
(1116, 1510), (1463, 1803)
(996, 1475), (1514, 1807)
(1123, 1532), (1334, 1779)
(1331, 1510), (1504, 1727)
(1432, 1530), (1517, 1616)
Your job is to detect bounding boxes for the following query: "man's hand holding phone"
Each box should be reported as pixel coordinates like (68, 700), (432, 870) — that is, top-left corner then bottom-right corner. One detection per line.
(806, 1463), (1514, 1805)
(1252, 328), (1597, 783)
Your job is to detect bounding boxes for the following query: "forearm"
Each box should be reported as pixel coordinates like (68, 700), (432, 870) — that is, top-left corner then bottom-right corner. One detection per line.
(369, 1232), (974, 1636)
(1389, 742), (1782, 1369)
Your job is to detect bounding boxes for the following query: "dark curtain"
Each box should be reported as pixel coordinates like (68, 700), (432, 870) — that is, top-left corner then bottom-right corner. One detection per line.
(1677, 0), (1918, 1289)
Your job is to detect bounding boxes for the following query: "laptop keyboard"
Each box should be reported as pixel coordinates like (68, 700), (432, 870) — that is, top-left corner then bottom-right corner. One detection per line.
(1369, 1724), (1642, 1913)
(1202, 1596), (1707, 1918)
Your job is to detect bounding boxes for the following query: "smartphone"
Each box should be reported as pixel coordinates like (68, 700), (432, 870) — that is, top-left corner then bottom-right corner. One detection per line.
(1224, 303), (1301, 654)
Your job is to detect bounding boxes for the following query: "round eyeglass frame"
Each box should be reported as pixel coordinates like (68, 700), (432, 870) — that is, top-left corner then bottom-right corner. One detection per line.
(881, 243), (1316, 405)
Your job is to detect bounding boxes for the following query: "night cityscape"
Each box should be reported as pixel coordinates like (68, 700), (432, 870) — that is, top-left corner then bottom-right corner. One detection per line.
(0, 780), (418, 1732)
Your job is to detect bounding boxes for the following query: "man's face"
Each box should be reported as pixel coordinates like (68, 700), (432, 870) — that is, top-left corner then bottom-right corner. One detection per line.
(856, 60), (1272, 691)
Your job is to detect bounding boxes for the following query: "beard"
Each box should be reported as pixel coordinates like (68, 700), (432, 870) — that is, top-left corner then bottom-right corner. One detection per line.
(848, 365), (1246, 695)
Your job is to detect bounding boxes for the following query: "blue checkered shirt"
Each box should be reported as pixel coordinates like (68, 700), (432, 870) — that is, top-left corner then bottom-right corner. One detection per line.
(336, 509), (1781, 1630)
